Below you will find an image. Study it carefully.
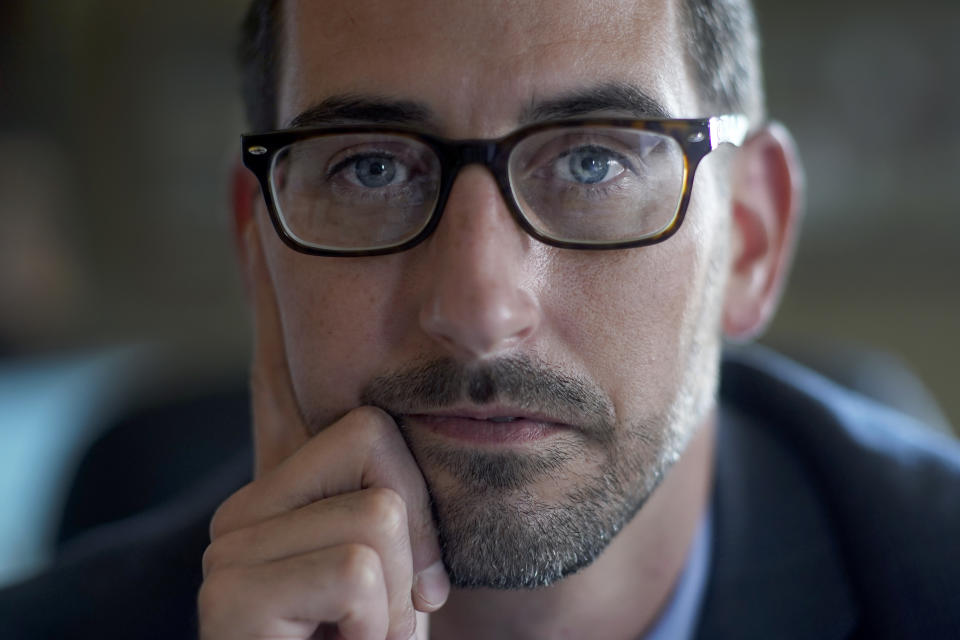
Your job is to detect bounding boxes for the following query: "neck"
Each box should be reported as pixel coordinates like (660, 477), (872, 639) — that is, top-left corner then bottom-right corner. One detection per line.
(430, 415), (716, 640)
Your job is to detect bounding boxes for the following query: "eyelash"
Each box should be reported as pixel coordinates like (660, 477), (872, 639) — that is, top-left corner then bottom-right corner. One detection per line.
(325, 151), (397, 181)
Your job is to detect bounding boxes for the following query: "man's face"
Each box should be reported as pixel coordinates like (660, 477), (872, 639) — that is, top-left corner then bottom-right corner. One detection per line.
(257, 0), (734, 587)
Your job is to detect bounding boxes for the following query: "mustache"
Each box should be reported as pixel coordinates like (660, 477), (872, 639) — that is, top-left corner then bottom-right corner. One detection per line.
(359, 354), (616, 444)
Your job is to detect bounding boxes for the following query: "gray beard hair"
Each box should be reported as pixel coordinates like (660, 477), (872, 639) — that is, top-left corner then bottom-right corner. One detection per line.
(419, 419), (667, 589)
(359, 351), (714, 589)
(353, 224), (727, 589)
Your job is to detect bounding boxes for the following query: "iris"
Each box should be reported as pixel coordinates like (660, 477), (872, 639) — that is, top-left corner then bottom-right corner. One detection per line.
(354, 156), (396, 187)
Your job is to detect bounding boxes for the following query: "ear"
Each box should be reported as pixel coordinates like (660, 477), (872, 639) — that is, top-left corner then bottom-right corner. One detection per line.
(723, 122), (804, 341)
(231, 158), (260, 295)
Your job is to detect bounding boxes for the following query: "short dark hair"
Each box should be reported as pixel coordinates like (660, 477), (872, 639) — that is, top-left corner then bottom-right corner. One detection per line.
(237, 0), (763, 132)
(681, 0), (763, 121)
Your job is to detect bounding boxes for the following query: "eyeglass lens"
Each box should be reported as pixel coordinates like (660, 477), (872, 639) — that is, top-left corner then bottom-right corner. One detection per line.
(269, 127), (685, 251)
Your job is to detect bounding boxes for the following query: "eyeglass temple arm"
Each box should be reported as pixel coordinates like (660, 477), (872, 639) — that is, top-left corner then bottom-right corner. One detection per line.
(708, 114), (750, 149)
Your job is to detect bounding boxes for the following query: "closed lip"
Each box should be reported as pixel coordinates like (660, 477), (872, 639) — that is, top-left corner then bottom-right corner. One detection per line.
(401, 407), (570, 445)
(402, 405), (571, 427)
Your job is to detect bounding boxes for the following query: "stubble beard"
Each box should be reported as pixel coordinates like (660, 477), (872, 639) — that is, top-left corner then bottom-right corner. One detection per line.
(417, 421), (667, 589)
(353, 219), (727, 589)
(359, 350), (717, 590)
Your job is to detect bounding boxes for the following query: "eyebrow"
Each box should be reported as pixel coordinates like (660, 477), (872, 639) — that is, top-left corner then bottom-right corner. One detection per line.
(520, 82), (672, 123)
(287, 82), (671, 131)
(287, 94), (437, 129)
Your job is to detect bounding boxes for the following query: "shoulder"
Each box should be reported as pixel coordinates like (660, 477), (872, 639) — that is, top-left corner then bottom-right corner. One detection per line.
(0, 504), (207, 639)
(0, 452), (250, 640)
(708, 346), (960, 639)
(721, 345), (960, 517)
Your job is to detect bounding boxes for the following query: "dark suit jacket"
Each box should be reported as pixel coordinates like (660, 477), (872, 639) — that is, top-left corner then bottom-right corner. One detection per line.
(2, 348), (959, 639)
(698, 348), (960, 639)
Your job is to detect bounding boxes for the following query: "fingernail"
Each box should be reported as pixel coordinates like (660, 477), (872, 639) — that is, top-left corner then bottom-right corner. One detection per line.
(414, 561), (450, 609)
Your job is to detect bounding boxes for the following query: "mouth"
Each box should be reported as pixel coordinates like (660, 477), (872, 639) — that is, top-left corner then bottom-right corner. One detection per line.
(402, 407), (570, 446)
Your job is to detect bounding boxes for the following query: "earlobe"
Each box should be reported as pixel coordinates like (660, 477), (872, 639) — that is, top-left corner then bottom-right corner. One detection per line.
(723, 122), (804, 341)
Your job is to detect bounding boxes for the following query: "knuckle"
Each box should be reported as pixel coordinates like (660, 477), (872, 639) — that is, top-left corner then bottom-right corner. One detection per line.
(197, 567), (238, 622)
(362, 488), (408, 538)
(200, 542), (221, 577)
(344, 406), (395, 440)
(208, 490), (245, 540)
(342, 407), (406, 465)
(336, 544), (384, 600)
(200, 531), (244, 577)
(208, 502), (230, 540)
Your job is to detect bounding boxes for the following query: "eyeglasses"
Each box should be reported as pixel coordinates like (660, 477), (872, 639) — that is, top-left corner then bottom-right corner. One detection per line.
(241, 115), (748, 256)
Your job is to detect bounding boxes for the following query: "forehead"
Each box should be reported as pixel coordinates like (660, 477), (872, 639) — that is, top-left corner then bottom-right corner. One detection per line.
(279, 0), (697, 136)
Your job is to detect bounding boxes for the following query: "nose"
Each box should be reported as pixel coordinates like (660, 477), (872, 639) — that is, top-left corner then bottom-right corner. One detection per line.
(417, 166), (541, 359)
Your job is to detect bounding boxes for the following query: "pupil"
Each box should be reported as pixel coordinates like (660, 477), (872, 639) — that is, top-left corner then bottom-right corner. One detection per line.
(356, 156), (396, 187)
(570, 151), (608, 184)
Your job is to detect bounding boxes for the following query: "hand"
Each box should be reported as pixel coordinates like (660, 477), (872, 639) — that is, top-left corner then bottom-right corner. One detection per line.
(198, 225), (449, 640)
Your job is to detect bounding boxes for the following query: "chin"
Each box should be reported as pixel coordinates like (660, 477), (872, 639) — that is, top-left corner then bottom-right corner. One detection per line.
(403, 414), (675, 590)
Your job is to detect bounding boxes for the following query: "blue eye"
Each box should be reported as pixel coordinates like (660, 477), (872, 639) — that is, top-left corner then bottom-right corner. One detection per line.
(353, 155), (398, 188)
(557, 146), (626, 184)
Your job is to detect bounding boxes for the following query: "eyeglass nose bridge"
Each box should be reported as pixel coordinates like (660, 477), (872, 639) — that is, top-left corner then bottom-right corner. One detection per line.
(430, 138), (524, 231)
(453, 139), (500, 167)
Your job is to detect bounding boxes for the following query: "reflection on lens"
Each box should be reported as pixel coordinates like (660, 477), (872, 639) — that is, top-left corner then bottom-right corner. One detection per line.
(509, 127), (685, 244)
(270, 133), (441, 251)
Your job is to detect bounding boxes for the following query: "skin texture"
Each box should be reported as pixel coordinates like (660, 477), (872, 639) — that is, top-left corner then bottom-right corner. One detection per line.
(200, 0), (802, 638)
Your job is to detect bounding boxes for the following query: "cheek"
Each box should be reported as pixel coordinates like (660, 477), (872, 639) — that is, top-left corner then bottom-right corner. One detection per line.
(269, 249), (404, 428)
(544, 228), (709, 417)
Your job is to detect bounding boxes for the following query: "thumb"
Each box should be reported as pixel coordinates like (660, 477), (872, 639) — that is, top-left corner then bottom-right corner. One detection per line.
(414, 611), (431, 639)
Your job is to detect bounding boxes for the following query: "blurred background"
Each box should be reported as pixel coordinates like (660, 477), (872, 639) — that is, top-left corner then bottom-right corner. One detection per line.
(0, 0), (957, 586)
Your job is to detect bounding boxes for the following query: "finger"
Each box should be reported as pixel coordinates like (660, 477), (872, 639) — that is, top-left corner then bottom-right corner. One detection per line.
(204, 488), (417, 637)
(211, 406), (450, 609)
(413, 611), (430, 640)
(245, 221), (311, 471)
(199, 544), (392, 640)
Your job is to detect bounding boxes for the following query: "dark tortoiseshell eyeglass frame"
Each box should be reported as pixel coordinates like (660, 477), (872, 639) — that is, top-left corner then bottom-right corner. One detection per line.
(241, 115), (749, 257)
